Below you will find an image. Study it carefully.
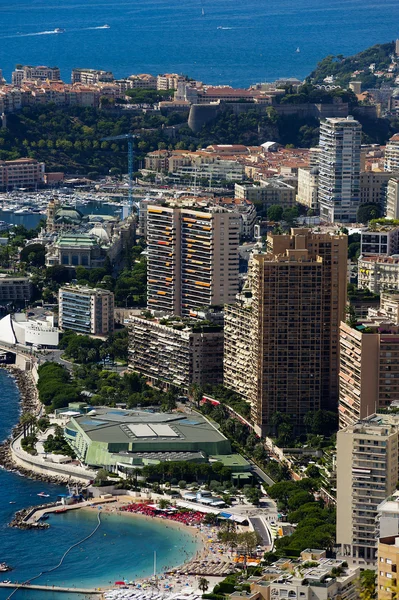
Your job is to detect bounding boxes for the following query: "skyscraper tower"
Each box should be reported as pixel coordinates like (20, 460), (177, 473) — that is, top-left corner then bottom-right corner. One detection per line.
(223, 229), (347, 436)
(147, 206), (239, 316)
(318, 116), (362, 223)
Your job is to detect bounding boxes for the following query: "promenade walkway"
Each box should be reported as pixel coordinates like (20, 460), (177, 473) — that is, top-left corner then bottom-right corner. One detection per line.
(25, 497), (116, 524)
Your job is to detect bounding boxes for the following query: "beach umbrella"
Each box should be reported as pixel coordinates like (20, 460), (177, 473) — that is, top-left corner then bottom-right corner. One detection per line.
(115, 581), (125, 585)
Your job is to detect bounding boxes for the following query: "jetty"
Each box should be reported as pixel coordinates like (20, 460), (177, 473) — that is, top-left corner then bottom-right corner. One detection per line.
(0, 582), (102, 594)
(24, 496), (116, 525)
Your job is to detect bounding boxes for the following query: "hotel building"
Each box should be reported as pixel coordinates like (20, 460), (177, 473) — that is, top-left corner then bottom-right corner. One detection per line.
(318, 116), (362, 222)
(59, 286), (114, 336)
(147, 206), (239, 316)
(0, 158), (45, 190)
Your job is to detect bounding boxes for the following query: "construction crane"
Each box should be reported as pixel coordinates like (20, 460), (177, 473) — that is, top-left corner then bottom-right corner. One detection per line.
(101, 133), (137, 214)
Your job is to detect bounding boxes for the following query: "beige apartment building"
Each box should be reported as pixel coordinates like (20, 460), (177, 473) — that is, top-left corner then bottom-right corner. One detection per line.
(59, 286), (114, 336)
(339, 294), (399, 428)
(378, 536), (399, 599)
(358, 255), (399, 294)
(128, 315), (223, 389)
(296, 167), (319, 210)
(224, 294), (253, 399)
(12, 65), (60, 85)
(71, 69), (114, 84)
(224, 229), (347, 435)
(359, 171), (392, 207)
(147, 206), (239, 316)
(0, 158), (45, 190)
(235, 180), (296, 210)
(337, 414), (399, 566)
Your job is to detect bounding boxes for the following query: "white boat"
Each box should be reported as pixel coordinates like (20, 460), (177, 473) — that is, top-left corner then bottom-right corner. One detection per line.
(100, 24), (110, 28)
(54, 28), (65, 34)
(296, 47), (300, 53)
(37, 492), (50, 498)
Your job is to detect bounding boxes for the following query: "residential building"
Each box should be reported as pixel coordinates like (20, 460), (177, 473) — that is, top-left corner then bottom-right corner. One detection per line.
(230, 555), (359, 600)
(235, 180), (296, 210)
(12, 65), (60, 84)
(157, 73), (186, 90)
(337, 413), (399, 566)
(361, 225), (399, 256)
(0, 158), (45, 190)
(128, 315), (224, 389)
(377, 492), (399, 539)
(387, 179), (399, 219)
(296, 167), (319, 211)
(358, 255), (399, 293)
(147, 206), (239, 316)
(0, 276), (32, 303)
(377, 536), (399, 600)
(59, 286), (114, 336)
(318, 116), (362, 222)
(71, 69), (114, 84)
(126, 73), (157, 89)
(360, 171), (392, 209)
(224, 293), (253, 399)
(339, 293), (399, 428)
(385, 134), (399, 172)
(224, 229), (347, 435)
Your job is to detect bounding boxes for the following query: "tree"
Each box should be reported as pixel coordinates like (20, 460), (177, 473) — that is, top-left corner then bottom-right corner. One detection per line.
(267, 205), (284, 222)
(358, 570), (377, 600)
(198, 578), (209, 593)
(357, 203), (382, 223)
(158, 499), (170, 509)
(96, 469), (109, 484)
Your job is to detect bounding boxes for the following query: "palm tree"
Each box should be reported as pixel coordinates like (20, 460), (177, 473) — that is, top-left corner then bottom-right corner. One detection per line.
(198, 578), (209, 594)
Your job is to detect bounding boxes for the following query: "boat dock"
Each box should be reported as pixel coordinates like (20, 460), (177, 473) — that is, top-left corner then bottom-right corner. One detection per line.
(0, 582), (103, 594)
(25, 497), (116, 524)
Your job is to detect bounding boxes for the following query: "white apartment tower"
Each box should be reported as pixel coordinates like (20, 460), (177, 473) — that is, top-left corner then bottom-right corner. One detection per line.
(385, 135), (399, 172)
(318, 116), (362, 223)
(147, 206), (239, 316)
(337, 414), (399, 566)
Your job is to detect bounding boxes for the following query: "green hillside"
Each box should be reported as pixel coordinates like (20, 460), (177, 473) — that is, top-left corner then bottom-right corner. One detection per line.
(308, 42), (396, 89)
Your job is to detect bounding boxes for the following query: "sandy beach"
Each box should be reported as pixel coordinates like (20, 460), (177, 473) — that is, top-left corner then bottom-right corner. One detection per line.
(83, 497), (238, 592)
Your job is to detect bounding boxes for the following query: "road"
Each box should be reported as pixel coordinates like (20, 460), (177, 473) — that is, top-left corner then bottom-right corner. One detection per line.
(249, 516), (272, 547)
(250, 462), (275, 486)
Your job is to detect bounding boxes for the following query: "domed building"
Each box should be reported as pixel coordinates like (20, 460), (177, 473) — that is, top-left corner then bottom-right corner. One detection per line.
(46, 199), (84, 232)
(88, 225), (110, 245)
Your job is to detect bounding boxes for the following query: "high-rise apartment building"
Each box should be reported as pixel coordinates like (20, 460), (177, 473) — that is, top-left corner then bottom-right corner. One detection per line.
(387, 178), (399, 219)
(337, 414), (399, 566)
(147, 206), (239, 316)
(385, 134), (399, 172)
(224, 228), (347, 435)
(128, 315), (223, 389)
(318, 116), (362, 223)
(296, 167), (319, 211)
(339, 293), (399, 428)
(59, 286), (114, 336)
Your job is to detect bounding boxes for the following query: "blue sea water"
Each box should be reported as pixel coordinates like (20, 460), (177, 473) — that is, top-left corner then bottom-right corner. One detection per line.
(0, 0), (398, 87)
(0, 370), (201, 600)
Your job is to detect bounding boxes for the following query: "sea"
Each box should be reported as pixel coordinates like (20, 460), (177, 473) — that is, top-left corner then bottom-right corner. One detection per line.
(0, 370), (201, 600)
(0, 0), (398, 87)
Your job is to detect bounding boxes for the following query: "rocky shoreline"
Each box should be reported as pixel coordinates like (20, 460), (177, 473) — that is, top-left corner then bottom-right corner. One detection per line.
(9, 504), (51, 530)
(0, 366), (71, 487)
